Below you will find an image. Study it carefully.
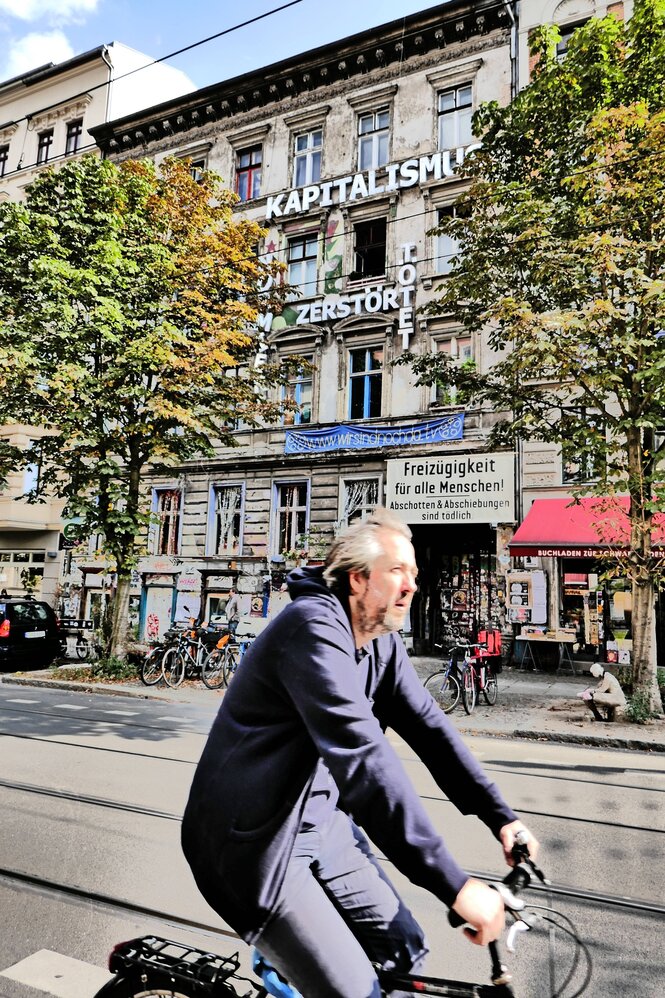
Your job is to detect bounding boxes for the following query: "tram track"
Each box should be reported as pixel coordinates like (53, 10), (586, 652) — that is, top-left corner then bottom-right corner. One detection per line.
(1, 774), (663, 837)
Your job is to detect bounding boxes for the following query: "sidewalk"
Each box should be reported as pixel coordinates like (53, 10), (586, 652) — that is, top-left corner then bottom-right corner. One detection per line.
(2, 660), (664, 752)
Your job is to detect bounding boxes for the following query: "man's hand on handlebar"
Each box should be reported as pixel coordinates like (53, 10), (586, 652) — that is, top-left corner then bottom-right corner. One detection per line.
(451, 878), (505, 946)
(499, 820), (539, 867)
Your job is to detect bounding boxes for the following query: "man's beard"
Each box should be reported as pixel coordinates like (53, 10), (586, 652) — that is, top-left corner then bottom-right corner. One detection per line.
(357, 589), (404, 636)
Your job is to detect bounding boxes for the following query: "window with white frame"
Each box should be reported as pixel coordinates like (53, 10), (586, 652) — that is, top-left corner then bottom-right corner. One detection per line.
(435, 206), (462, 275)
(340, 477), (380, 527)
(287, 234), (318, 298)
(189, 157), (207, 182)
(433, 336), (473, 405)
(65, 118), (83, 155)
(210, 484), (243, 556)
(358, 109), (389, 171)
(274, 481), (309, 554)
(282, 361), (313, 425)
(349, 347), (383, 419)
(294, 128), (322, 186)
(438, 85), (473, 151)
(153, 488), (181, 555)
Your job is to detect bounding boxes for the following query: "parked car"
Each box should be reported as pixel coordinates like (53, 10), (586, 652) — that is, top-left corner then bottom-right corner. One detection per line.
(0, 597), (61, 671)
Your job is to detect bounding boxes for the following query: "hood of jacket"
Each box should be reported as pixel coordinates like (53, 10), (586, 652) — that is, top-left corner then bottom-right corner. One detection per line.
(286, 564), (329, 599)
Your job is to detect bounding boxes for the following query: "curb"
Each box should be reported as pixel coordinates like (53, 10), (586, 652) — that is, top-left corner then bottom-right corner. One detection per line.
(2, 675), (663, 752)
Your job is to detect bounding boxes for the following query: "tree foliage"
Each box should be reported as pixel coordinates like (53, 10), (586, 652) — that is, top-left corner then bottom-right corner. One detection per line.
(405, 0), (665, 706)
(0, 154), (291, 656)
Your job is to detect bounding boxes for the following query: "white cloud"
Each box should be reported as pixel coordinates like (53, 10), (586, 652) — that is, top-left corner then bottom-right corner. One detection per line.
(0, 0), (99, 22)
(4, 30), (75, 77)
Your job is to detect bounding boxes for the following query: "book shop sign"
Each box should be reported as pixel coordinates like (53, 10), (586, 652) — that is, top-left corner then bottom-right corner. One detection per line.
(386, 452), (515, 525)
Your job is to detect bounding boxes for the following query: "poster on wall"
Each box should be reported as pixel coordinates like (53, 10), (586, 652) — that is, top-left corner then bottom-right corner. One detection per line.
(386, 453), (515, 525)
(505, 571), (547, 625)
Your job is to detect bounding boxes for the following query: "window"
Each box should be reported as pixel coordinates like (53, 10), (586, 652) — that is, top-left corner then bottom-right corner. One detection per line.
(287, 234), (318, 298)
(235, 145), (262, 201)
(556, 21), (586, 61)
(351, 218), (387, 281)
(435, 206), (462, 275)
(358, 109), (389, 170)
(36, 129), (54, 165)
(189, 157), (207, 182)
(294, 129), (322, 186)
(340, 478), (380, 527)
(433, 337), (473, 405)
(349, 347), (383, 419)
(210, 484), (243, 556)
(275, 482), (309, 554)
(65, 118), (83, 155)
(438, 85), (473, 151)
(282, 362), (312, 425)
(561, 409), (604, 484)
(153, 489), (181, 555)
(0, 145), (8, 178)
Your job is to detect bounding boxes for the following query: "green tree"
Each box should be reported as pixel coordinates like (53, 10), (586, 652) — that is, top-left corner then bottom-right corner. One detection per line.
(0, 154), (290, 659)
(404, 0), (665, 711)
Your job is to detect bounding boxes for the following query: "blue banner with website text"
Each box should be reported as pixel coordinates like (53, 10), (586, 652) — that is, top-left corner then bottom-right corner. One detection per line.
(285, 415), (464, 454)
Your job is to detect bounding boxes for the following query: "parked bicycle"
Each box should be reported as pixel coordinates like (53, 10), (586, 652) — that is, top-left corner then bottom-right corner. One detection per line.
(162, 622), (228, 689)
(139, 628), (182, 686)
(459, 643), (499, 715)
(423, 642), (468, 713)
(221, 631), (255, 687)
(95, 835), (591, 997)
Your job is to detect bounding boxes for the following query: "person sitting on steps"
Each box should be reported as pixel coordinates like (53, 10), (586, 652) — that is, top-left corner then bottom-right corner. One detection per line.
(579, 662), (627, 721)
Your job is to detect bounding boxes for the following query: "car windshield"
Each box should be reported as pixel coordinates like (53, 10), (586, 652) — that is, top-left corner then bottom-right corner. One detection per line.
(4, 602), (50, 623)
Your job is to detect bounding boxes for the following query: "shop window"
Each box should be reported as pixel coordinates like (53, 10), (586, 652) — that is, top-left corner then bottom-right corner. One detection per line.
(274, 481), (309, 555)
(282, 362), (312, 425)
(0, 145), (8, 178)
(358, 109), (389, 171)
(36, 129), (54, 165)
(153, 488), (181, 555)
(340, 478), (380, 527)
(350, 217), (386, 281)
(294, 128), (322, 186)
(287, 234), (318, 298)
(349, 347), (383, 419)
(435, 206), (462, 274)
(0, 550), (46, 594)
(65, 118), (83, 155)
(235, 145), (262, 201)
(438, 85), (473, 151)
(210, 484), (243, 556)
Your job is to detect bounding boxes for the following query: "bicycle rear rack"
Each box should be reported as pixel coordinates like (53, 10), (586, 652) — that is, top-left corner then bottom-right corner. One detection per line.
(107, 936), (255, 996)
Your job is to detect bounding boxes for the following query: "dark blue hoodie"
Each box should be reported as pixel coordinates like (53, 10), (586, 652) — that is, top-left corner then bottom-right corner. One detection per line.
(181, 567), (517, 942)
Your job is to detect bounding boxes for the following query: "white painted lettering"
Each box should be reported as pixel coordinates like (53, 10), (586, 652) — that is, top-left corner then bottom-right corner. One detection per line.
(386, 163), (400, 191)
(398, 263), (417, 285)
(320, 181), (334, 207)
(266, 193), (284, 219)
(420, 153), (442, 183)
(296, 304), (310, 324)
(399, 159), (419, 187)
(302, 185), (321, 211)
(284, 189), (302, 214)
(349, 174), (369, 200)
(368, 170), (385, 195)
(335, 176), (353, 202)
(321, 300), (337, 321)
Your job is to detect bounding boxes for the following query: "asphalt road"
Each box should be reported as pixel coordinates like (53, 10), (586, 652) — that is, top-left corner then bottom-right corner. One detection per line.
(0, 683), (662, 998)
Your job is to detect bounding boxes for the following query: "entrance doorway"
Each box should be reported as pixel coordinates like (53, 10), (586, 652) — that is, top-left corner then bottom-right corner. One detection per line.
(410, 523), (500, 653)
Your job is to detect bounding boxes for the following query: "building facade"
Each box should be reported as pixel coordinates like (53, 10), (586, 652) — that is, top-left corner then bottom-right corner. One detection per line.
(88, 0), (640, 664)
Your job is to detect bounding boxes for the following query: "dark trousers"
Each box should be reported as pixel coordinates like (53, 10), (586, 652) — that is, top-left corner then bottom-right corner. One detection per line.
(255, 809), (427, 998)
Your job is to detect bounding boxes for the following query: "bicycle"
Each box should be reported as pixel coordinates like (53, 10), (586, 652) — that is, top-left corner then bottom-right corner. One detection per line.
(163, 623), (226, 689)
(423, 643), (467, 713)
(221, 632), (255, 687)
(459, 645), (499, 716)
(140, 628), (183, 686)
(94, 835), (591, 997)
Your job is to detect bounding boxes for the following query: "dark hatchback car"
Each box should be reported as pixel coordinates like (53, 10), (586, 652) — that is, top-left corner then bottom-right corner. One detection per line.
(0, 597), (61, 671)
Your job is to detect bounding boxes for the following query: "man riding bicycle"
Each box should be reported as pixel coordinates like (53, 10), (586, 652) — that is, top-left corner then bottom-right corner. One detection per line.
(182, 510), (538, 997)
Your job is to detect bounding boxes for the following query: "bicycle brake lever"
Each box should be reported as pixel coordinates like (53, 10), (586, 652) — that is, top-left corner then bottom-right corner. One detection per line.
(506, 920), (530, 954)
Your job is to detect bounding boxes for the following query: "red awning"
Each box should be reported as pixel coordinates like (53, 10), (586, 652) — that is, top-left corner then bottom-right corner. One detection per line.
(508, 497), (665, 558)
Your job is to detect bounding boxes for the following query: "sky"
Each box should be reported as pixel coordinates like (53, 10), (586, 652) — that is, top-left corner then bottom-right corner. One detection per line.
(0, 0), (449, 92)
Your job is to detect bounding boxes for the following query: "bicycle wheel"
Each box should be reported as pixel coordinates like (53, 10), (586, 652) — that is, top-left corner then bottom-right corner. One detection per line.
(461, 665), (476, 714)
(94, 972), (196, 997)
(482, 669), (498, 705)
(424, 671), (460, 713)
(222, 646), (239, 687)
(201, 647), (225, 690)
(162, 647), (186, 688)
(75, 636), (88, 660)
(140, 646), (164, 686)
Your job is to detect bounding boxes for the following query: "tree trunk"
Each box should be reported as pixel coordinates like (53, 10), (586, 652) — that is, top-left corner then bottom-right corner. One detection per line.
(109, 572), (132, 661)
(631, 578), (661, 715)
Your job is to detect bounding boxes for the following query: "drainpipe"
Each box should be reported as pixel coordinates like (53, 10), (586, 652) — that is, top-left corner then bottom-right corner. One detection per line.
(503, 1), (520, 99)
(100, 45), (114, 145)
